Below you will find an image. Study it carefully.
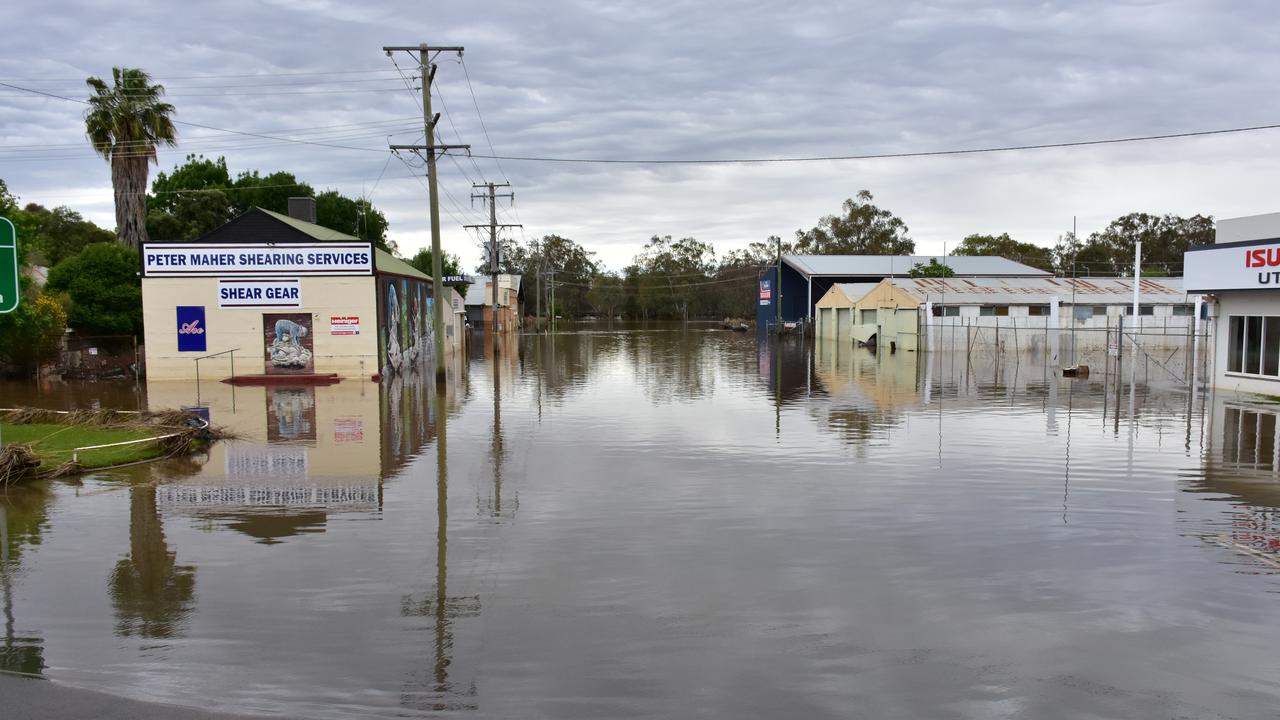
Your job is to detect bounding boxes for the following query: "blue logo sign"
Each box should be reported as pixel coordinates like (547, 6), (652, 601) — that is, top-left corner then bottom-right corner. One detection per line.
(177, 306), (207, 352)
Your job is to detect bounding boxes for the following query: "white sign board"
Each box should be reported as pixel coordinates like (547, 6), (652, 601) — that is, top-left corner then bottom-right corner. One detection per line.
(1185, 241), (1280, 292)
(218, 278), (302, 308)
(142, 242), (373, 277)
(330, 315), (360, 335)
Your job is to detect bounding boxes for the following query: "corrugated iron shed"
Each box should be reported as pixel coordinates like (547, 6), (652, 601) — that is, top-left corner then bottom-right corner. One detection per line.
(899, 276), (1187, 305)
(783, 255), (1051, 278)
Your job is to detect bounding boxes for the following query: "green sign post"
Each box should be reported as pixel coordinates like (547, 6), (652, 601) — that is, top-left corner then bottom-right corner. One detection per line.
(0, 217), (17, 314)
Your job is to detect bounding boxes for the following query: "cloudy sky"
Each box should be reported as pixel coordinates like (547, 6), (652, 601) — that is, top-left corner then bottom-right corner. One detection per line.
(2, 0), (1279, 272)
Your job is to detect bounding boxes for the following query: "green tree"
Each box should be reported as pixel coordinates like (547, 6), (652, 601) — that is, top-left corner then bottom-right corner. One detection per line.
(46, 243), (143, 336)
(84, 68), (177, 250)
(407, 247), (463, 277)
(229, 170), (312, 215)
(315, 190), (392, 254)
(148, 155), (232, 214)
(909, 258), (955, 278)
(21, 203), (116, 266)
(1079, 212), (1213, 276)
(794, 190), (913, 255)
(952, 233), (1054, 272)
(145, 189), (233, 241)
(633, 235), (716, 321)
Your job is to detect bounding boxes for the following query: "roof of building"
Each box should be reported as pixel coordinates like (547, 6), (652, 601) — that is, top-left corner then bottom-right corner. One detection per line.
(783, 254), (1052, 278)
(463, 274), (523, 306)
(894, 276), (1187, 305)
(195, 208), (430, 281)
(816, 283), (881, 308)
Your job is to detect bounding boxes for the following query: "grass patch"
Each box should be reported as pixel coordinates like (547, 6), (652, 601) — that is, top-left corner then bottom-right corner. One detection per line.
(1, 422), (167, 471)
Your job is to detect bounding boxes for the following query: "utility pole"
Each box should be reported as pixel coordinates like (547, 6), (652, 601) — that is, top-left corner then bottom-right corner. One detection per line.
(465, 182), (520, 359)
(774, 235), (782, 332)
(384, 42), (468, 385)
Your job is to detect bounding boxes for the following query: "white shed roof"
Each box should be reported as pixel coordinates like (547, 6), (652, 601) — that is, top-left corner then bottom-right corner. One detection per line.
(784, 254), (1050, 278)
(898, 276), (1188, 305)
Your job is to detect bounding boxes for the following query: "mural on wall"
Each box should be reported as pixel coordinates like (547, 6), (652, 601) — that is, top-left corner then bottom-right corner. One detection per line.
(263, 313), (315, 375)
(266, 386), (317, 444)
(378, 276), (434, 379)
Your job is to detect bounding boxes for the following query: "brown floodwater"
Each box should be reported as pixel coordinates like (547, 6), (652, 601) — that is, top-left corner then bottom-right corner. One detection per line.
(2, 324), (1279, 719)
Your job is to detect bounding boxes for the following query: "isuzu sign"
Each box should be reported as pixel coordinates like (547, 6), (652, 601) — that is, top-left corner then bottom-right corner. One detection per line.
(142, 242), (374, 277)
(1185, 240), (1280, 292)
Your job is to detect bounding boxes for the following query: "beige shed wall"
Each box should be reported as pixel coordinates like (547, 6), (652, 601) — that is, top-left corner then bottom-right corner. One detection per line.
(143, 276), (378, 380)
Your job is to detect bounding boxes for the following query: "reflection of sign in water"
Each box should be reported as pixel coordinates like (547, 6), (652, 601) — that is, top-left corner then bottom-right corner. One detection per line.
(266, 386), (317, 443)
(225, 444), (310, 480)
(176, 306), (207, 352)
(334, 417), (364, 442)
(330, 315), (360, 335)
(218, 278), (302, 308)
(263, 313), (314, 374)
(156, 485), (378, 507)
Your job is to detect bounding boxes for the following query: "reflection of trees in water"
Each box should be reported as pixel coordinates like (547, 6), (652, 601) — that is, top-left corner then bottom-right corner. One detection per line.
(628, 331), (720, 404)
(1, 483), (52, 674)
(520, 331), (608, 403)
(108, 485), (196, 639)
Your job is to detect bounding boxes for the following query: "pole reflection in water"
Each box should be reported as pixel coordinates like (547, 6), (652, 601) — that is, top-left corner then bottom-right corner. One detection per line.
(400, 381), (478, 711)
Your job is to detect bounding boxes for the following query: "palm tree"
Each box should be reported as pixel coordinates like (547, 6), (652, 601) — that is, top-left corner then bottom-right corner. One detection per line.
(84, 68), (177, 250)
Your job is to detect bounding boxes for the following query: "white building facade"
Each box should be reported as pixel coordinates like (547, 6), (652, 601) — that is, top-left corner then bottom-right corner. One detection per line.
(1186, 212), (1280, 395)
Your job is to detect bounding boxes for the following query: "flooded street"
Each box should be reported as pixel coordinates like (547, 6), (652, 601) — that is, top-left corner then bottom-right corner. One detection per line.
(3, 324), (1280, 719)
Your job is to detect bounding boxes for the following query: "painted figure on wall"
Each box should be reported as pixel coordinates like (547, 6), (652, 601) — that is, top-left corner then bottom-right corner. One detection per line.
(379, 277), (434, 380)
(263, 313), (315, 374)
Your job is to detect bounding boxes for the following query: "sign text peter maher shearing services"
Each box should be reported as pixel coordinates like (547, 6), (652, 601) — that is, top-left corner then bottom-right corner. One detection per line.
(142, 242), (374, 277)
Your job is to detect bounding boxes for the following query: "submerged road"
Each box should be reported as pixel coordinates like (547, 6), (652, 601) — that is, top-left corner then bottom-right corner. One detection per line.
(1, 673), (292, 720)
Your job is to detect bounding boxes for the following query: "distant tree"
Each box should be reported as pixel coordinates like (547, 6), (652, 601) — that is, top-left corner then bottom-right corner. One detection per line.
(145, 189), (233, 241)
(229, 170), (313, 216)
(952, 233), (1054, 272)
(1082, 212), (1213, 276)
(148, 155), (232, 214)
(315, 190), (392, 254)
(633, 235), (716, 321)
(794, 190), (914, 255)
(910, 258), (955, 278)
(586, 272), (626, 319)
(407, 247), (463, 277)
(46, 243), (143, 336)
(20, 203), (115, 265)
(84, 67), (177, 250)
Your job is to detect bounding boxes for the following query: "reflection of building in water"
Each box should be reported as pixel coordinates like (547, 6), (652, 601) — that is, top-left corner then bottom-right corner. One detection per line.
(1188, 395), (1280, 564)
(266, 386), (316, 443)
(808, 344), (922, 444)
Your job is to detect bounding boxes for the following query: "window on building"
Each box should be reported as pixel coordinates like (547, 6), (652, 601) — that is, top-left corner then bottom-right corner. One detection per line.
(931, 305), (942, 317)
(1125, 304), (1155, 316)
(990, 306), (1009, 317)
(1027, 305), (1050, 317)
(944, 306), (960, 317)
(1092, 305), (1108, 317)
(1171, 305), (1192, 316)
(979, 306), (993, 316)
(1228, 315), (1280, 378)
(1072, 306), (1093, 321)
(860, 309), (877, 324)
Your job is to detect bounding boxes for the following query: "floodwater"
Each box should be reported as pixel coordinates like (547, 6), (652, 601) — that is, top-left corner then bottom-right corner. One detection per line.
(3, 323), (1280, 719)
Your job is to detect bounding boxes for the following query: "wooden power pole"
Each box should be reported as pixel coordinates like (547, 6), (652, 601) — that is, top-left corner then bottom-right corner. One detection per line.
(384, 42), (468, 384)
(465, 183), (520, 358)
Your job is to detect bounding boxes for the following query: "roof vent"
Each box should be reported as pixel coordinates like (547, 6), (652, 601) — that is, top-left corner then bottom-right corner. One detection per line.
(287, 197), (316, 224)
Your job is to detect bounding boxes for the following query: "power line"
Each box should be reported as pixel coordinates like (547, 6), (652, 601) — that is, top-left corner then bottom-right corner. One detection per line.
(0, 68), (402, 82)
(464, 122), (1280, 165)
